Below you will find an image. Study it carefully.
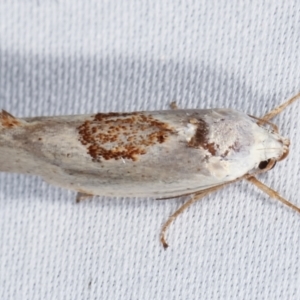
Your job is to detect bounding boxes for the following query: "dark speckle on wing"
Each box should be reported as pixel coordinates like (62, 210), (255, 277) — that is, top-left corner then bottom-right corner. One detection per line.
(77, 112), (175, 161)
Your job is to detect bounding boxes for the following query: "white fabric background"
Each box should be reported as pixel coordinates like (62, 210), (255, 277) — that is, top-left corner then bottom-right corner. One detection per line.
(1, 1), (300, 299)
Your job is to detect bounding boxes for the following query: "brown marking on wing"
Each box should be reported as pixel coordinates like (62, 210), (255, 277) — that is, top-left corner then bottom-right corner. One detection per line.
(188, 118), (218, 155)
(188, 116), (245, 158)
(77, 112), (175, 161)
(0, 110), (21, 128)
(221, 140), (241, 157)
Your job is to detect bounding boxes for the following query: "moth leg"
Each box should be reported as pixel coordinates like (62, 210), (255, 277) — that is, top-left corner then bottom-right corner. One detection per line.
(76, 192), (94, 203)
(261, 91), (300, 122)
(247, 176), (300, 213)
(156, 191), (196, 200)
(169, 101), (179, 110)
(248, 114), (278, 133)
(160, 184), (225, 249)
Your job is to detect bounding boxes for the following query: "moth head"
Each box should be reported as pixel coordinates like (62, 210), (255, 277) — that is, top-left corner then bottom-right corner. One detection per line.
(256, 131), (290, 173)
(254, 92), (300, 169)
(277, 138), (290, 161)
(258, 159), (276, 171)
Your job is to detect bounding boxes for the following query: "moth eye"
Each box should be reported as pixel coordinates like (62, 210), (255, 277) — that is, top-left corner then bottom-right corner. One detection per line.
(258, 159), (276, 170)
(258, 160), (269, 169)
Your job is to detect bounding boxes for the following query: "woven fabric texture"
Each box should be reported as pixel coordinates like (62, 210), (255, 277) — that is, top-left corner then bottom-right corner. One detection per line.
(1, 1), (300, 299)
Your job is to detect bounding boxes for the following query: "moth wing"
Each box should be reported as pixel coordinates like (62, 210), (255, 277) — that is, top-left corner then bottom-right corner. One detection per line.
(0, 110), (27, 128)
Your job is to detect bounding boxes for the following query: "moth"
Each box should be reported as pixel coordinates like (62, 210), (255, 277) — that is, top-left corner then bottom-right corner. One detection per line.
(0, 93), (299, 248)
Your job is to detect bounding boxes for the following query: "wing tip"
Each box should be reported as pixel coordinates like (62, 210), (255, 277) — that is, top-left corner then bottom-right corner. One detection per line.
(0, 110), (22, 128)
